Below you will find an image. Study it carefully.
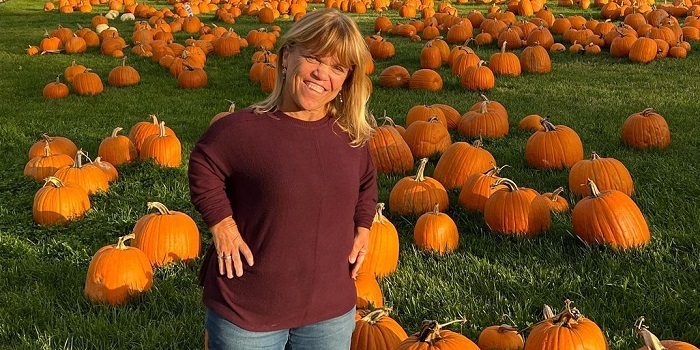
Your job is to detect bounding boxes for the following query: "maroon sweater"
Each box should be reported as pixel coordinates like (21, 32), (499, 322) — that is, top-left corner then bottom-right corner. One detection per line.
(188, 108), (377, 331)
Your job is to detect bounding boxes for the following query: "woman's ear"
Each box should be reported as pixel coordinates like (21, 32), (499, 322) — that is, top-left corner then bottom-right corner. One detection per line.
(281, 45), (291, 68)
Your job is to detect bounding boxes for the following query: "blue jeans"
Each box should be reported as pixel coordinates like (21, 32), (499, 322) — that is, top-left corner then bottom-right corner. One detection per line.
(205, 307), (356, 350)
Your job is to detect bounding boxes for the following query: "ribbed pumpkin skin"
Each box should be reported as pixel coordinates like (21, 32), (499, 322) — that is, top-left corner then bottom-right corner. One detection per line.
(355, 270), (384, 309)
(403, 118), (452, 159)
(88, 157), (119, 182)
(484, 179), (550, 237)
(396, 321), (480, 350)
(414, 207), (459, 255)
(33, 177), (90, 225)
(477, 325), (524, 350)
(98, 127), (138, 165)
(569, 152), (634, 197)
(389, 159), (449, 216)
(379, 65), (411, 88)
(24, 147), (75, 182)
(621, 108), (671, 149)
(362, 204), (400, 278)
(128, 115), (175, 151)
(525, 122), (584, 169)
(539, 188), (570, 213)
(458, 102), (509, 138)
(369, 125), (414, 174)
(72, 70), (104, 95)
(53, 152), (109, 195)
(458, 169), (505, 212)
(433, 142), (496, 190)
(571, 182), (649, 249)
(28, 134), (78, 159)
(525, 313), (607, 350)
(643, 340), (700, 350)
(351, 309), (409, 350)
(431, 104), (461, 130)
(132, 203), (201, 267)
(84, 235), (154, 305)
(140, 122), (182, 167)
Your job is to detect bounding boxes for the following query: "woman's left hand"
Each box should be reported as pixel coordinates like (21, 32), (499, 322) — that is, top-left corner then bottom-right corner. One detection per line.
(349, 227), (370, 279)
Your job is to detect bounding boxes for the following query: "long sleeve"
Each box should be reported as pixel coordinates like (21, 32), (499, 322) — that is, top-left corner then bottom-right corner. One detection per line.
(188, 131), (234, 227)
(354, 144), (378, 230)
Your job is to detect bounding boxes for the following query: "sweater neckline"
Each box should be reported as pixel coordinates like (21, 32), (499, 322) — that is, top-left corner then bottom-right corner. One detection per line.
(270, 110), (331, 129)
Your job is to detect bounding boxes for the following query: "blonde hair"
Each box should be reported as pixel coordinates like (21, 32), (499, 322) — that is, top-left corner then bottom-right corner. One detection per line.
(251, 8), (373, 146)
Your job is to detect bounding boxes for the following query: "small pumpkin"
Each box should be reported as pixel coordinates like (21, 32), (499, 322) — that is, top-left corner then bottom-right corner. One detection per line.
(84, 234), (153, 305)
(458, 165), (508, 213)
(43, 75), (69, 99)
(539, 187), (570, 213)
(108, 56), (141, 87)
(525, 118), (584, 169)
(129, 114), (176, 152)
(403, 116), (452, 159)
(131, 201), (201, 267)
(478, 324), (524, 350)
(518, 114), (544, 131)
(53, 150), (110, 195)
(72, 69), (104, 96)
(409, 69), (443, 91)
(460, 60), (495, 91)
(140, 121), (182, 167)
(64, 61), (87, 83)
(484, 178), (551, 237)
(28, 134), (78, 160)
(89, 156), (119, 182)
(520, 43), (552, 73)
(98, 127), (138, 165)
(621, 108), (671, 149)
(414, 203), (459, 255)
(524, 300), (608, 350)
(33, 176), (90, 225)
(490, 41), (521, 77)
(458, 100), (509, 138)
(378, 65), (411, 88)
(389, 158), (449, 216)
(635, 316), (699, 350)
(24, 141), (75, 182)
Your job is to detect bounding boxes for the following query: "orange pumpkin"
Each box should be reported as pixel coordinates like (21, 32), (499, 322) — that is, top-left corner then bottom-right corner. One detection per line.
(361, 203), (400, 278)
(98, 127), (138, 165)
(53, 150), (110, 195)
(131, 202), (201, 267)
(478, 324), (524, 350)
(129, 114), (175, 151)
(458, 100), (509, 138)
(403, 116), (452, 159)
(352, 309), (409, 350)
(414, 203), (459, 255)
(525, 118), (584, 169)
(389, 158), (449, 215)
(569, 151), (634, 197)
(621, 108), (671, 149)
(397, 319), (479, 350)
(25, 141), (75, 181)
(524, 300), (607, 350)
(88, 156), (119, 182)
(636, 317), (699, 350)
(571, 179), (650, 249)
(33, 176), (90, 225)
(433, 141), (497, 190)
(369, 114), (414, 174)
(43, 76), (69, 99)
(139, 121), (182, 167)
(379, 65), (411, 88)
(539, 187), (570, 213)
(484, 178), (551, 237)
(355, 270), (383, 309)
(84, 234), (153, 305)
(458, 165), (508, 213)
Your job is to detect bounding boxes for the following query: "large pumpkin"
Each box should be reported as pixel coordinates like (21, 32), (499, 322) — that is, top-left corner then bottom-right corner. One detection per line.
(403, 116), (452, 159)
(458, 100), (509, 138)
(139, 121), (182, 167)
(352, 309), (409, 350)
(621, 108), (671, 149)
(131, 202), (201, 267)
(84, 234), (154, 305)
(483, 178), (551, 237)
(433, 141), (497, 190)
(33, 176), (90, 225)
(571, 179), (650, 249)
(396, 319), (480, 350)
(98, 127), (138, 165)
(414, 203), (459, 255)
(108, 56), (141, 87)
(369, 115), (415, 174)
(361, 203), (400, 278)
(389, 158), (449, 215)
(569, 151), (634, 197)
(525, 118), (584, 169)
(28, 133), (78, 159)
(72, 69), (104, 96)
(524, 300), (607, 350)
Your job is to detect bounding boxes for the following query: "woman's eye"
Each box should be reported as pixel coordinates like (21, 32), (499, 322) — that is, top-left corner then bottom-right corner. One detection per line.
(304, 56), (320, 64)
(332, 66), (348, 74)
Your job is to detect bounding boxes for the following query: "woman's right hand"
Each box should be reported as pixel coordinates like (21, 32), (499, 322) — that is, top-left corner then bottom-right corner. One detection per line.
(210, 216), (254, 279)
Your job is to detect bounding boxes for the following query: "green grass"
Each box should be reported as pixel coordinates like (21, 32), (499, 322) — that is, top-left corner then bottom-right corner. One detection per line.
(1, 0), (699, 348)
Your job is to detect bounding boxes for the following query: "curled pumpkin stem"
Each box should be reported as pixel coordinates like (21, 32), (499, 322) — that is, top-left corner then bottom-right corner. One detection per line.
(147, 201), (172, 215)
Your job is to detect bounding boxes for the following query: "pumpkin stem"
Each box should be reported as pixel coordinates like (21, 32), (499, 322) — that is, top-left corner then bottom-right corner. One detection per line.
(641, 108), (656, 116)
(42, 140), (51, 157)
(73, 149), (88, 168)
(111, 127), (124, 138)
(586, 179), (602, 198)
(54, 75), (62, 84)
(590, 151), (600, 160)
(382, 111), (397, 127)
(471, 138), (484, 149)
(361, 308), (392, 325)
(491, 178), (519, 192)
(432, 203), (440, 215)
(551, 299), (583, 326)
(635, 317), (668, 350)
(43, 176), (65, 188)
(158, 121), (168, 137)
(225, 100), (236, 112)
(417, 318), (467, 344)
(479, 101), (489, 114)
(148, 114), (159, 126)
(543, 304), (555, 319)
(497, 324), (520, 333)
(121, 56), (127, 66)
(427, 115), (441, 123)
(549, 187), (565, 201)
(540, 118), (557, 132)
(373, 203), (386, 224)
(478, 93), (490, 102)
(500, 41), (507, 53)
(147, 201), (172, 215)
(414, 158), (429, 182)
(116, 233), (136, 250)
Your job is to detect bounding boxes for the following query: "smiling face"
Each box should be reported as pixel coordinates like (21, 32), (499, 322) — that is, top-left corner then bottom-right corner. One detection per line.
(278, 44), (351, 121)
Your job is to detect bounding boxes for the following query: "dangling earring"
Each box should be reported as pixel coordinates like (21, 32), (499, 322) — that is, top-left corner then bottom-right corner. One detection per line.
(281, 66), (287, 79)
(337, 92), (343, 103)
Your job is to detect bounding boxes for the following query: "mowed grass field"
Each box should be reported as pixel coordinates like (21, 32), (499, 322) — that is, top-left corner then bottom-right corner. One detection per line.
(1, 0), (699, 348)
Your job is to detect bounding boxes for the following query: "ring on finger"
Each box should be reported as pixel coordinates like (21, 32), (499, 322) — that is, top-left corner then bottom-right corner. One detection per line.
(222, 255), (232, 260)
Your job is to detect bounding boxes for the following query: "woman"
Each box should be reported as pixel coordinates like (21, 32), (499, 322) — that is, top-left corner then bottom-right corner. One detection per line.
(188, 8), (377, 350)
